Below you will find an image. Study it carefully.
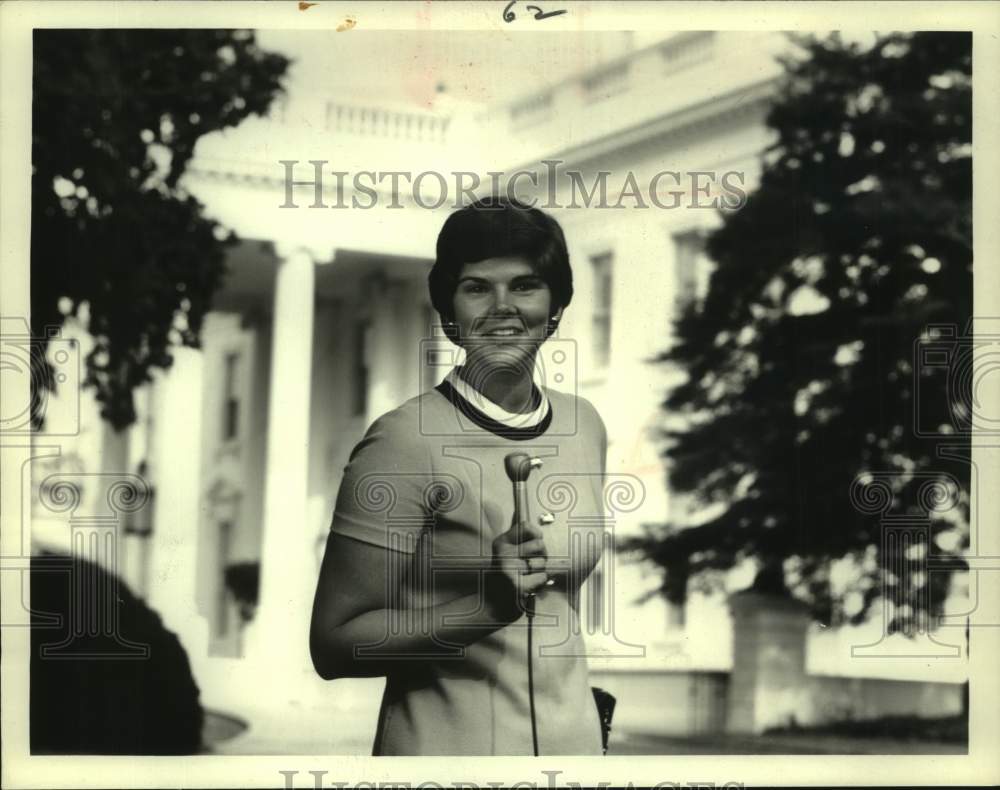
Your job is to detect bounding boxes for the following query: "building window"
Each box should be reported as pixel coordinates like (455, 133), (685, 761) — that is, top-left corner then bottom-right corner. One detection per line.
(590, 253), (614, 368)
(325, 101), (339, 131)
(588, 566), (604, 631)
(215, 520), (233, 638)
(422, 304), (454, 389)
(672, 230), (707, 310)
(424, 303), (438, 339)
(510, 92), (554, 127)
(353, 320), (370, 416)
(222, 351), (242, 441)
(582, 61), (630, 103)
(659, 32), (716, 74)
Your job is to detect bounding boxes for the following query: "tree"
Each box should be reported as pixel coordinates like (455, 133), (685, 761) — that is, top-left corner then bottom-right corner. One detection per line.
(31, 551), (205, 754)
(625, 32), (972, 635)
(31, 30), (289, 429)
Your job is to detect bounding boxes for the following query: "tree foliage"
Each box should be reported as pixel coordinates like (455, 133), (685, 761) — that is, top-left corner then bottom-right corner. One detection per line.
(31, 30), (289, 429)
(626, 32), (972, 633)
(31, 552), (204, 754)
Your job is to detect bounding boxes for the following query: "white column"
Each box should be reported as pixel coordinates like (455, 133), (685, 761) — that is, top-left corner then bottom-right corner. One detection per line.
(245, 248), (315, 677)
(147, 346), (211, 677)
(364, 273), (399, 424)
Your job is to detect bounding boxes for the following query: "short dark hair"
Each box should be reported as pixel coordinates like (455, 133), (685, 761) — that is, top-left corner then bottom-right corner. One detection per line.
(428, 196), (574, 324)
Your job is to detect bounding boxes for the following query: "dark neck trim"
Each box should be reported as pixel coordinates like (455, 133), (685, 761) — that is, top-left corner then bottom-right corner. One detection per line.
(435, 380), (553, 441)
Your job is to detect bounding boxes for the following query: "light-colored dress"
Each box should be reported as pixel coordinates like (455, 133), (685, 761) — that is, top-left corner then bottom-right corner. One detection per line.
(330, 368), (607, 755)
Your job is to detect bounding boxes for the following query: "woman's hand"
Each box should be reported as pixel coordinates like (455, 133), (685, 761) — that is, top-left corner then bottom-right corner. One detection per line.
(485, 514), (550, 623)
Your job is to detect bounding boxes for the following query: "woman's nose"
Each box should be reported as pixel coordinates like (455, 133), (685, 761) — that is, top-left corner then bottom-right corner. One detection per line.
(490, 287), (516, 313)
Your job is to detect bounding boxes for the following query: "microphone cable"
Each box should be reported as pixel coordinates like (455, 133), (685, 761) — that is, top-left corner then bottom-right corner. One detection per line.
(526, 596), (539, 756)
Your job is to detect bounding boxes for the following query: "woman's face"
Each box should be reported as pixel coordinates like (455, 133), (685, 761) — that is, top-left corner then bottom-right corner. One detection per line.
(451, 256), (562, 369)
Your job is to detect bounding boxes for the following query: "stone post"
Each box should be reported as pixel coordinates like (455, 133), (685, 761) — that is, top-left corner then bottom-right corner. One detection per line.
(725, 590), (811, 733)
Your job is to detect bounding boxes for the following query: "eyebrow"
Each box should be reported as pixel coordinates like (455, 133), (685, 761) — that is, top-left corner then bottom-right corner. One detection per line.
(457, 273), (544, 284)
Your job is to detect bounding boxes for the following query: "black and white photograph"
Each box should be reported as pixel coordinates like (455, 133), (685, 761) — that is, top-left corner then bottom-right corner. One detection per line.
(1, 1), (998, 787)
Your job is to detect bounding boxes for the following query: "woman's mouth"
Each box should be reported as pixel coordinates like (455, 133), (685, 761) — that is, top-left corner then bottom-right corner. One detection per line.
(482, 327), (525, 337)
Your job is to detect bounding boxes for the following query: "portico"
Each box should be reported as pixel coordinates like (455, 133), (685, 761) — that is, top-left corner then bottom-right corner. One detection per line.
(109, 232), (436, 747)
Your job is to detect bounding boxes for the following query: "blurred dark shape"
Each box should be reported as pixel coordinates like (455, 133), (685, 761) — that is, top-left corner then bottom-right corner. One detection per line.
(628, 32), (972, 635)
(30, 551), (204, 754)
(749, 562), (789, 596)
(223, 561), (260, 623)
(31, 30), (289, 430)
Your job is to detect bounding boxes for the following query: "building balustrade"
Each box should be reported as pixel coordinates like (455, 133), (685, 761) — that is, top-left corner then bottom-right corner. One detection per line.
(324, 102), (452, 142)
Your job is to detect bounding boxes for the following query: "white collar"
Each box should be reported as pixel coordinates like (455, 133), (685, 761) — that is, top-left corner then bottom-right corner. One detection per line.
(444, 367), (550, 428)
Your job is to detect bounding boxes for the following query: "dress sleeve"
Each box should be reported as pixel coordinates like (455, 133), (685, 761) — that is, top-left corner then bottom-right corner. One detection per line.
(330, 410), (433, 555)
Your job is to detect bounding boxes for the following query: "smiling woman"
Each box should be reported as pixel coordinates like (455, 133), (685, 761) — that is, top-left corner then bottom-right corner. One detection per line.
(309, 197), (611, 756)
(449, 256), (559, 415)
(431, 199), (570, 415)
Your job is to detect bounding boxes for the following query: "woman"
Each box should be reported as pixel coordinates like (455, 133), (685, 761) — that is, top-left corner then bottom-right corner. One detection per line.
(309, 197), (609, 756)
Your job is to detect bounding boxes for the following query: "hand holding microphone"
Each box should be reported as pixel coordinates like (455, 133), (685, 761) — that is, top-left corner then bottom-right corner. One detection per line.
(485, 453), (551, 623)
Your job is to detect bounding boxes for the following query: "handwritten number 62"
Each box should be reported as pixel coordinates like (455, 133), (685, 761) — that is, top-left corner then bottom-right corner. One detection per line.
(503, 1), (568, 22)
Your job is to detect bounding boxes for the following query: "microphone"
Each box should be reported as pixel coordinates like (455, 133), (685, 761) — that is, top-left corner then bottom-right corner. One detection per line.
(505, 451), (546, 756)
(504, 452), (544, 617)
